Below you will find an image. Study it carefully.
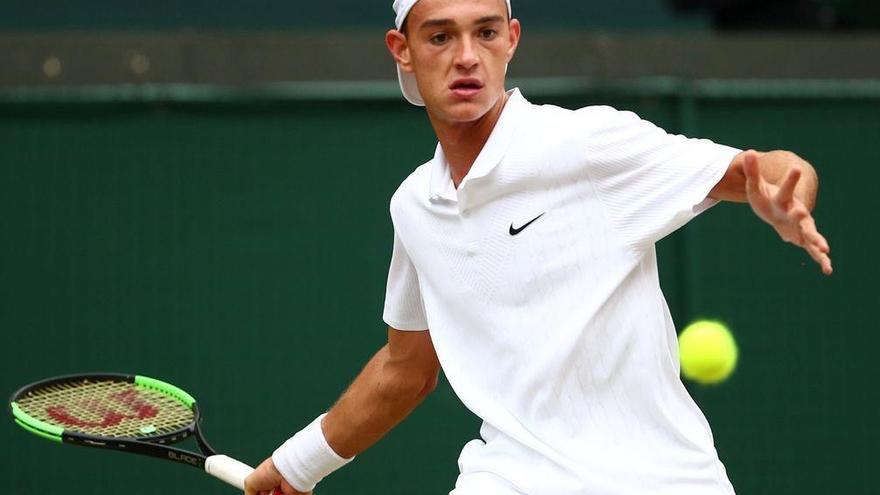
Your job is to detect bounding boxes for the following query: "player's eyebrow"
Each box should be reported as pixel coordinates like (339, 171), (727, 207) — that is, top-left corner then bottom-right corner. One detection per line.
(419, 18), (454, 30)
(419, 15), (505, 30)
(473, 15), (505, 25)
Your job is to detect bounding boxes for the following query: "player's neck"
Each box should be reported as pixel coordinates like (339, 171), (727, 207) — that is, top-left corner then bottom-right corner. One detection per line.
(429, 92), (509, 189)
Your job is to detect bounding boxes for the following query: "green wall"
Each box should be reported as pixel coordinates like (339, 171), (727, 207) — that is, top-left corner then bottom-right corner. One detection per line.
(2, 83), (877, 494)
(0, 0), (707, 30)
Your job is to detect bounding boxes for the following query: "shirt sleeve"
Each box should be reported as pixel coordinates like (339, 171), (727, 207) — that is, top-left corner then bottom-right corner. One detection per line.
(382, 229), (429, 331)
(582, 106), (741, 250)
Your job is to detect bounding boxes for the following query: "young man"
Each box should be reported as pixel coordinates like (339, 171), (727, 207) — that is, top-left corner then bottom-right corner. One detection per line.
(245, 0), (832, 493)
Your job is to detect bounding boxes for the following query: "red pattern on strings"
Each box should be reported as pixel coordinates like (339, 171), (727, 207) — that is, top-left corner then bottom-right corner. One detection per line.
(46, 388), (160, 428)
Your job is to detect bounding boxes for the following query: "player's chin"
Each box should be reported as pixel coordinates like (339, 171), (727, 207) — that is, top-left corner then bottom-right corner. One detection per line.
(442, 99), (494, 122)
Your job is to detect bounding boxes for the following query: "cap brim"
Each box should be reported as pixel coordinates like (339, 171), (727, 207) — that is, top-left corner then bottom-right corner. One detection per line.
(397, 65), (425, 107)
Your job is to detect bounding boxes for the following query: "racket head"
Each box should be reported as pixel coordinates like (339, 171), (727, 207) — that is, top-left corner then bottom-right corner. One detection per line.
(10, 373), (201, 446)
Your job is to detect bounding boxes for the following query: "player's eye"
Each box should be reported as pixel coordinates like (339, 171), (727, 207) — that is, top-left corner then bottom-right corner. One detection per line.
(429, 33), (449, 45)
(478, 29), (498, 41)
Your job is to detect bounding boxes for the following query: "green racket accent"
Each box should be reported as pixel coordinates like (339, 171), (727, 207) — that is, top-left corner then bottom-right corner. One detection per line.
(11, 402), (64, 439)
(134, 375), (196, 407)
(13, 377), (195, 438)
(14, 418), (63, 443)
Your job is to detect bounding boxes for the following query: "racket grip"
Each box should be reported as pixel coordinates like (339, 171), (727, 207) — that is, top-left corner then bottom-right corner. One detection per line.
(204, 454), (254, 490)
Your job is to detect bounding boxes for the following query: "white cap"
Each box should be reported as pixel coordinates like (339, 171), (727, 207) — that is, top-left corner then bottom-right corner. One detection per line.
(392, 0), (512, 106)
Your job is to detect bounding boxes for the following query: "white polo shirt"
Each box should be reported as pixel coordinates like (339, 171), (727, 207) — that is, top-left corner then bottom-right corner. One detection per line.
(383, 89), (740, 495)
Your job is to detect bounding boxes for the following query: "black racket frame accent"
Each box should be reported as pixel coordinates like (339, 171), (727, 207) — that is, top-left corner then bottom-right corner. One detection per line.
(10, 372), (219, 470)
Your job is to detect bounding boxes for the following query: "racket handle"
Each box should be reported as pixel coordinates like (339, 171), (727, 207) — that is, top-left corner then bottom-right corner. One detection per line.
(205, 454), (255, 490)
(204, 455), (285, 494)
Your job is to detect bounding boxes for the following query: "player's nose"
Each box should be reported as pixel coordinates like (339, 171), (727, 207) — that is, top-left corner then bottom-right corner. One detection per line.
(454, 38), (479, 71)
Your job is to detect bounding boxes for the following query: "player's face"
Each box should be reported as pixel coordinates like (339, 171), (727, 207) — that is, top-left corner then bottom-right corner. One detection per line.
(393, 0), (520, 123)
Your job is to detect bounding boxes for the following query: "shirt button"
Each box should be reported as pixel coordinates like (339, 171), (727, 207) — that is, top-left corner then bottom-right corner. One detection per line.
(466, 242), (478, 257)
(461, 209), (471, 218)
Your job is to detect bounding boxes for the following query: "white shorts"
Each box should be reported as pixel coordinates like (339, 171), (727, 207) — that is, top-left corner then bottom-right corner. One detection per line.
(449, 433), (526, 495)
(450, 471), (523, 495)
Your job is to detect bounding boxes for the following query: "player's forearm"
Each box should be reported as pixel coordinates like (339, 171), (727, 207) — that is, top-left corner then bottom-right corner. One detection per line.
(713, 150), (819, 210)
(321, 344), (438, 458)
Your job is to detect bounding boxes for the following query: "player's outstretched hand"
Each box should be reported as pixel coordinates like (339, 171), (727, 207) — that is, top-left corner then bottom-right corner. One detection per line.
(743, 150), (833, 275)
(244, 457), (312, 495)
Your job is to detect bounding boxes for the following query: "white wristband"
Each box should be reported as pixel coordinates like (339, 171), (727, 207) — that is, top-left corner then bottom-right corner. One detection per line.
(272, 413), (354, 492)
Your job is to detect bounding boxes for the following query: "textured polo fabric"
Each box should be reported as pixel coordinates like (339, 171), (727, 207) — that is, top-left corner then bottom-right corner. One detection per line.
(383, 89), (740, 495)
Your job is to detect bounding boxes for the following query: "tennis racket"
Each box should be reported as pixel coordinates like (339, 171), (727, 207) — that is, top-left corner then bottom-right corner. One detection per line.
(9, 372), (279, 493)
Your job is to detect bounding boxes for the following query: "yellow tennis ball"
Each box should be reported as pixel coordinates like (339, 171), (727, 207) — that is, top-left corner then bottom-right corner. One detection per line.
(678, 320), (738, 385)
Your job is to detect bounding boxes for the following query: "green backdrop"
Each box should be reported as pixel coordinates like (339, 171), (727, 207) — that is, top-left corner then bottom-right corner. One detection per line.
(0, 0), (707, 30)
(1, 81), (878, 494)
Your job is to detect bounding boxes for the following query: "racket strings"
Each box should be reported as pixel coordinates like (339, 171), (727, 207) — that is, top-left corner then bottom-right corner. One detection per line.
(16, 379), (194, 438)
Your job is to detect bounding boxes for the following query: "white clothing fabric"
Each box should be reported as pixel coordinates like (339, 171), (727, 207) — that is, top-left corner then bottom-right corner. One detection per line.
(393, 0), (511, 31)
(383, 89), (740, 495)
(451, 469), (524, 495)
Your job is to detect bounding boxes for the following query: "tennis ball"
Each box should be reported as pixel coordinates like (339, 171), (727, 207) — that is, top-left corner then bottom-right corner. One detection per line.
(678, 320), (738, 385)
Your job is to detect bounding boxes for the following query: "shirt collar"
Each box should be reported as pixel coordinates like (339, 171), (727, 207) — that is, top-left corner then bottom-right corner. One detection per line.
(428, 143), (456, 202)
(428, 88), (528, 203)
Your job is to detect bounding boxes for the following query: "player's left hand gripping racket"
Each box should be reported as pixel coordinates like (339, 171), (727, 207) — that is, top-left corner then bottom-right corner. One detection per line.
(9, 373), (277, 493)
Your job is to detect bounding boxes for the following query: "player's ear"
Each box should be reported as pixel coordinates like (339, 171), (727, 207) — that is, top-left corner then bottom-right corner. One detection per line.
(385, 29), (413, 73)
(506, 18), (521, 63)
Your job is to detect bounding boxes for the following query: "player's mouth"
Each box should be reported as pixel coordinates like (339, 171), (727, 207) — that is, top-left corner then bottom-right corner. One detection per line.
(450, 78), (484, 98)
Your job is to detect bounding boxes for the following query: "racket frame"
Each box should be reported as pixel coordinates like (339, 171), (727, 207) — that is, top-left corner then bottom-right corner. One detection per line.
(9, 372), (219, 469)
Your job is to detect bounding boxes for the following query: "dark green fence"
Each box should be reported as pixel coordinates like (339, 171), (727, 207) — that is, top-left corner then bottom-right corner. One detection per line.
(0, 0), (707, 30)
(2, 79), (878, 494)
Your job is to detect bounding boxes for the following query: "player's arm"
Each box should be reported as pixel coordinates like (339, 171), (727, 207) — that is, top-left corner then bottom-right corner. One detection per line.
(245, 327), (439, 495)
(323, 326), (440, 457)
(709, 149), (832, 275)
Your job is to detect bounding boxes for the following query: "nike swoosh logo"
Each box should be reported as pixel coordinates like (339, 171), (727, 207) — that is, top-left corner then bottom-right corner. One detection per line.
(509, 212), (546, 236)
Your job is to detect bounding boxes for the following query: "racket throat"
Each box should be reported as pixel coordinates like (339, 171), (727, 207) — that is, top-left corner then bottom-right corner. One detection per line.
(165, 448), (206, 467)
(64, 434), (208, 469)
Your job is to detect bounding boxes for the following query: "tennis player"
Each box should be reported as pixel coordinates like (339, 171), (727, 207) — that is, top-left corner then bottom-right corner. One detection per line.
(245, 0), (832, 493)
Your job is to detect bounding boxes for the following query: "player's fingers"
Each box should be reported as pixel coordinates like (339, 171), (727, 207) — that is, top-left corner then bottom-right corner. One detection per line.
(243, 477), (255, 495)
(808, 233), (832, 274)
(278, 488), (308, 495)
(805, 242), (833, 275)
(800, 217), (832, 273)
(789, 204), (809, 223)
(246, 458), (284, 495)
(800, 216), (830, 253)
(245, 481), (267, 495)
(280, 478), (309, 495)
(822, 256), (833, 275)
(775, 165), (801, 208)
(805, 228), (830, 255)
